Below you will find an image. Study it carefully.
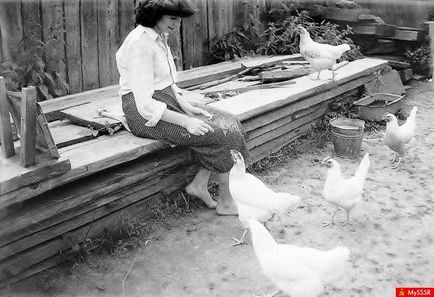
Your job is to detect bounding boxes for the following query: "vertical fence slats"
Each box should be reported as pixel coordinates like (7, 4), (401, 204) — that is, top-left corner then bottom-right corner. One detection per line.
(182, 0), (208, 69)
(22, 0), (42, 46)
(119, 0), (135, 43)
(64, 0), (82, 93)
(97, 0), (120, 87)
(168, 26), (183, 71)
(0, 1), (23, 61)
(0, 0), (432, 96)
(41, 0), (67, 82)
(80, 0), (99, 91)
(208, 0), (235, 38)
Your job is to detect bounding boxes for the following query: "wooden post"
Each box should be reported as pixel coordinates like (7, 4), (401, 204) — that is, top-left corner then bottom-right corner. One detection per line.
(20, 86), (37, 167)
(0, 77), (15, 158)
(428, 21), (434, 88)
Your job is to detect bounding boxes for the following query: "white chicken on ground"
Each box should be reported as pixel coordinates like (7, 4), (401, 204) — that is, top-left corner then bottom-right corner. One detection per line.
(297, 25), (351, 81)
(383, 106), (417, 169)
(248, 218), (351, 297)
(321, 153), (370, 227)
(229, 150), (301, 246)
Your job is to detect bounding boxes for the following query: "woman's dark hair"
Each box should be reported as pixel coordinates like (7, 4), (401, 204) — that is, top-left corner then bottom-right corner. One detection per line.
(135, 0), (196, 27)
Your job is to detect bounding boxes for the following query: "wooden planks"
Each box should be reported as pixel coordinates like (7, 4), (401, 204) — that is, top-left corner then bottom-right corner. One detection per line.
(97, 0), (120, 87)
(21, 0), (42, 49)
(119, 0), (135, 43)
(0, 1), (23, 61)
(80, 0), (99, 91)
(0, 150), (71, 198)
(41, 0), (67, 83)
(0, 77), (14, 158)
(208, 0), (234, 38)
(60, 96), (121, 130)
(181, 0), (209, 69)
(39, 55), (299, 121)
(210, 58), (388, 121)
(19, 88), (37, 167)
(0, 131), (168, 209)
(0, 168), (190, 285)
(64, 0), (82, 94)
(49, 120), (96, 148)
(246, 107), (326, 151)
(168, 24), (183, 71)
(0, 149), (190, 248)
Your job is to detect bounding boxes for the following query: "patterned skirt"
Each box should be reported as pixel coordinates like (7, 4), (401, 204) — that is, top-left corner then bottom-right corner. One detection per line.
(122, 87), (249, 173)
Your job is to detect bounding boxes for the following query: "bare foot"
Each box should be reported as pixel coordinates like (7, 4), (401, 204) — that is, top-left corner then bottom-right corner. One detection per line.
(185, 184), (217, 209)
(216, 198), (238, 216)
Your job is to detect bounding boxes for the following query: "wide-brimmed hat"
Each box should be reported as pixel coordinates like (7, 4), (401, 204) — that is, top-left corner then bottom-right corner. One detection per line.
(142, 0), (196, 18)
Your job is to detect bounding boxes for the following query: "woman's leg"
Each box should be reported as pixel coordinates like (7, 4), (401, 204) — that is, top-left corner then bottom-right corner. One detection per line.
(216, 172), (238, 216)
(185, 167), (217, 209)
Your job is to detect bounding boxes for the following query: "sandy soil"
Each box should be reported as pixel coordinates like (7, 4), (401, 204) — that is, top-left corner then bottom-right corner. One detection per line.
(2, 80), (434, 297)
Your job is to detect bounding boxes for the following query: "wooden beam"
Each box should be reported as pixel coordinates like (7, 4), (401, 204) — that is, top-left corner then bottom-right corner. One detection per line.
(259, 66), (312, 83)
(0, 131), (169, 208)
(247, 107), (326, 150)
(0, 77), (15, 158)
(19, 87), (37, 167)
(248, 121), (315, 165)
(0, 169), (189, 284)
(0, 149), (190, 247)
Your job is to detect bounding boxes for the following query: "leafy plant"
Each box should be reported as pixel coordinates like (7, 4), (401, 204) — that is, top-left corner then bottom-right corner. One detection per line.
(0, 22), (69, 101)
(208, 3), (363, 65)
(405, 36), (432, 78)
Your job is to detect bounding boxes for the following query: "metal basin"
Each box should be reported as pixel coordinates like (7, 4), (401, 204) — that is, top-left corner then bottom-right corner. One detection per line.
(353, 93), (404, 122)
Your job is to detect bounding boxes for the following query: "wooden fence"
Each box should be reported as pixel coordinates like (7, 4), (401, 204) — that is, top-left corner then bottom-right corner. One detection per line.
(0, 0), (431, 95)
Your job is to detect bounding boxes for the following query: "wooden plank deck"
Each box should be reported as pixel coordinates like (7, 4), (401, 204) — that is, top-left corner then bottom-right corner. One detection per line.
(0, 56), (390, 285)
(210, 58), (387, 120)
(0, 58), (388, 209)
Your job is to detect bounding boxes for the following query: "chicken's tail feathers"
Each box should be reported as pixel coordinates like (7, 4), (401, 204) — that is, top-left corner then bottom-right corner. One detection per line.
(321, 246), (351, 282)
(273, 192), (301, 211)
(409, 106), (418, 120)
(337, 43), (351, 55)
(247, 218), (277, 252)
(354, 153), (370, 185)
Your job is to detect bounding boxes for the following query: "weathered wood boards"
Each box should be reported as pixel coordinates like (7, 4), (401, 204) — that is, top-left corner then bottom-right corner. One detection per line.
(210, 58), (388, 121)
(0, 132), (166, 209)
(0, 56), (391, 286)
(40, 55), (299, 121)
(0, 151), (71, 198)
(0, 77), (15, 158)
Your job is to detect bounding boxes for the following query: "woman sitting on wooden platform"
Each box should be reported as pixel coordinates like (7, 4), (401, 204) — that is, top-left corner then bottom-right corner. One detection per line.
(116, 0), (249, 215)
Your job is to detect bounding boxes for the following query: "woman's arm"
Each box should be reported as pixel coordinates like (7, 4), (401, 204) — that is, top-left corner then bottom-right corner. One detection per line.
(160, 109), (214, 136)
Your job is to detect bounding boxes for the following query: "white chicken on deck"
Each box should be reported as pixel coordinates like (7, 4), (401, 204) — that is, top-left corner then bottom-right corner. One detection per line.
(298, 25), (350, 81)
(322, 153), (370, 227)
(229, 150), (301, 246)
(383, 107), (417, 168)
(248, 218), (350, 297)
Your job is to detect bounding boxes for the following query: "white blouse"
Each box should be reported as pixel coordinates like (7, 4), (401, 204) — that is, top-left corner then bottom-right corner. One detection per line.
(116, 25), (181, 127)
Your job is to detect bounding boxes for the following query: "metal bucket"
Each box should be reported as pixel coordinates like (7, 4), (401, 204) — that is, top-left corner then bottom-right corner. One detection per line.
(330, 118), (365, 158)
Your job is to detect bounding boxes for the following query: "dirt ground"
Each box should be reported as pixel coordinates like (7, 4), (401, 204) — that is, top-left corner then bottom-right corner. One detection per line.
(2, 80), (434, 297)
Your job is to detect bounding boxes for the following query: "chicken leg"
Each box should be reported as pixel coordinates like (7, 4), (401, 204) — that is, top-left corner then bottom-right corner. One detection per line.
(391, 154), (402, 169)
(341, 210), (353, 226)
(323, 208), (338, 228)
(232, 228), (248, 246)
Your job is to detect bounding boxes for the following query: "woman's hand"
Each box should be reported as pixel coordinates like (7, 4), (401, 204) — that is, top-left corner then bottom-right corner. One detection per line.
(184, 117), (214, 136)
(176, 92), (213, 120)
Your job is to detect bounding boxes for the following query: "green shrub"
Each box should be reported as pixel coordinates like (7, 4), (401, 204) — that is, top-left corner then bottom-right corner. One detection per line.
(0, 28), (69, 101)
(208, 4), (363, 64)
